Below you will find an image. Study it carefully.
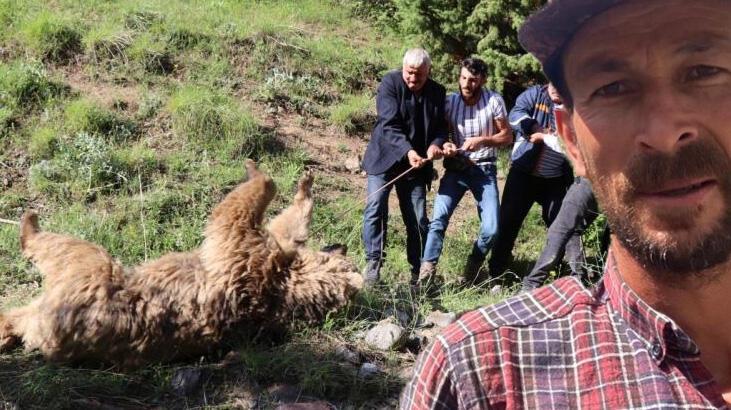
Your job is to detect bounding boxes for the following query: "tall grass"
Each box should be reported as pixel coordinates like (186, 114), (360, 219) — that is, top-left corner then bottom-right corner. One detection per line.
(168, 86), (264, 157)
(20, 12), (82, 63)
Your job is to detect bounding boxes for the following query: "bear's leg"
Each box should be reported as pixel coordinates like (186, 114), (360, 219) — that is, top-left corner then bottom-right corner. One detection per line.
(19, 211), (121, 288)
(206, 160), (277, 232)
(201, 160), (279, 269)
(0, 312), (21, 352)
(266, 171), (314, 257)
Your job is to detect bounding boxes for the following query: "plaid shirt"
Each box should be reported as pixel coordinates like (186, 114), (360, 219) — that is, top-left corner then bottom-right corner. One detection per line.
(401, 258), (729, 409)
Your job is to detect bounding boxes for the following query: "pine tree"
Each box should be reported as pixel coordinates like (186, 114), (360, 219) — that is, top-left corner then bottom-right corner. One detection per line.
(393, 0), (546, 103)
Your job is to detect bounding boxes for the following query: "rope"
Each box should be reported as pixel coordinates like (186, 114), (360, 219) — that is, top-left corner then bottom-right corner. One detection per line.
(310, 161), (428, 237)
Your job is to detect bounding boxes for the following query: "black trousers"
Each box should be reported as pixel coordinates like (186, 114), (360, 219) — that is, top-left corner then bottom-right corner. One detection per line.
(522, 177), (600, 290)
(488, 167), (576, 277)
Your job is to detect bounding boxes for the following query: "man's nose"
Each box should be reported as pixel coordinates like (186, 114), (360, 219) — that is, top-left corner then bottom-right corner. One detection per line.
(636, 87), (699, 154)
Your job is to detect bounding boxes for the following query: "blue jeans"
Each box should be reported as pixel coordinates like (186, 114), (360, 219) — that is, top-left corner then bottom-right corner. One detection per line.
(422, 164), (499, 264)
(362, 172), (428, 274)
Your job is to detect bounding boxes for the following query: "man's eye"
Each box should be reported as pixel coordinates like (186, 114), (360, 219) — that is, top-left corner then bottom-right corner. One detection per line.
(686, 65), (722, 81)
(593, 81), (628, 98)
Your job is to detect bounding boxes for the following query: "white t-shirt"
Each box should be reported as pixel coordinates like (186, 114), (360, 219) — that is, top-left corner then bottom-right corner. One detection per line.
(445, 89), (507, 164)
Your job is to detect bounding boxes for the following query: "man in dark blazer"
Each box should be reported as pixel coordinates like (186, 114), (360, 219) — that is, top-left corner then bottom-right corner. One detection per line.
(361, 48), (448, 287)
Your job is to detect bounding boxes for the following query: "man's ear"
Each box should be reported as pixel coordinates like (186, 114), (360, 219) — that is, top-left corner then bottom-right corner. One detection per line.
(556, 109), (587, 176)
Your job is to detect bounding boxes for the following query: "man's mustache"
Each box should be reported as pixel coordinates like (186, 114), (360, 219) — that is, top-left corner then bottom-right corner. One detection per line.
(624, 138), (730, 195)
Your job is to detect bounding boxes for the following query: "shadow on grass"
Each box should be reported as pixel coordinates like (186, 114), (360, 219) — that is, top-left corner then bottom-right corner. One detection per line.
(0, 325), (406, 409)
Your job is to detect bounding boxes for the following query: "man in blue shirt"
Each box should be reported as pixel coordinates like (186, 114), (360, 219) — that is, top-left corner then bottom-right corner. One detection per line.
(488, 84), (581, 281)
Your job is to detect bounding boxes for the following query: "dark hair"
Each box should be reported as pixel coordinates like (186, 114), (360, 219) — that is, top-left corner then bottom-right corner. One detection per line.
(461, 57), (488, 78)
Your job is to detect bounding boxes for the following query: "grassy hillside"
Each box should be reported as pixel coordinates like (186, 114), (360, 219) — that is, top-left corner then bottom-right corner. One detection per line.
(0, 0), (606, 407)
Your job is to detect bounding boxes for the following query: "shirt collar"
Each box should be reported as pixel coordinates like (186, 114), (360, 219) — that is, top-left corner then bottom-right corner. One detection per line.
(602, 253), (700, 362)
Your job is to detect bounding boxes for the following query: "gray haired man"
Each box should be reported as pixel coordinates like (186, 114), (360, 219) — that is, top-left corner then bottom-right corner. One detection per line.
(361, 48), (448, 287)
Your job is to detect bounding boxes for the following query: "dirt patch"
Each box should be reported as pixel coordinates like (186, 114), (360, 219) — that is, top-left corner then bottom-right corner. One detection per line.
(57, 64), (142, 113)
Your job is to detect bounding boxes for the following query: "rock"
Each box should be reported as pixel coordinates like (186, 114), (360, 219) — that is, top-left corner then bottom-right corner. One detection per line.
(170, 367), (204, 396)
(276, 402), (333, 410)
(344, 156), (361, 173)
(384, 307), (411, 327)
(490, 284), (503, 295)
(334, 345), (360, 364)
(267, 383), (302, 403)
(364, 319), (406, 351)
(424, 310), (457, 328)
(357, 362), (381, 379)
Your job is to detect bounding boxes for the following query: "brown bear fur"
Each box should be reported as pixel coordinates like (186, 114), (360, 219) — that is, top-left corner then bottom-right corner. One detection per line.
(0, 160), (363, 367)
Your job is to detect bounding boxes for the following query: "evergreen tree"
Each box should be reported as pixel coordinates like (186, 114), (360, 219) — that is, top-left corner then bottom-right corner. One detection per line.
(392, 0), (546, 103)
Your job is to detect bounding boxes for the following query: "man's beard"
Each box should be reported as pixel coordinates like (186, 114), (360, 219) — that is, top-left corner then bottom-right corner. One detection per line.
(586, 138), (731, 280)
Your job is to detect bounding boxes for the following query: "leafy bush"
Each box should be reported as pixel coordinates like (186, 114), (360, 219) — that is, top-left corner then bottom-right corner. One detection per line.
(136, 91), (163, 120)
(168, 86), (264, 157)
(329, 93), (375, 134)
(64, 98), (137, 142)
(28, 132), (134, 199)
(0, 61), (66, 113)
(355, 0), (546, 101)
(21, 12), (82, 63)
(255, 68), (330, 116)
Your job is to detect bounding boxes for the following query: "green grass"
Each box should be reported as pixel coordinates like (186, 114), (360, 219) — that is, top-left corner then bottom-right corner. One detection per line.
(330, 93), (375, 134)
(64, 98), (137, 142)
(0, 61), (67, 117)
(167, 86), (264, 157)
(20, 11), (82, 63)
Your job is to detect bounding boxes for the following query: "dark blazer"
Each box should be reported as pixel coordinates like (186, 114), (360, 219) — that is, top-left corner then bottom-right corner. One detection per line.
(362, 70), (448, 179)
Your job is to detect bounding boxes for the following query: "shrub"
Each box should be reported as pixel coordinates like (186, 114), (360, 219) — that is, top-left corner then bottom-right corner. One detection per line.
(64, 99), (137, 142)
(255, 68), (330, 116)
(136, 91), (163, 120)
(29, 132), (133, 199)
(0, 61), (66, 113)
(168, 86), (264, 157)
(21, 12), (82, 63)
(329, 94), (375, 134)
(27, 158), (71, 197)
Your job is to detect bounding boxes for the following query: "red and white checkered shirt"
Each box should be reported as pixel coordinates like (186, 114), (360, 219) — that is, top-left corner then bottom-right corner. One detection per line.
(401, 258), (729, 409)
